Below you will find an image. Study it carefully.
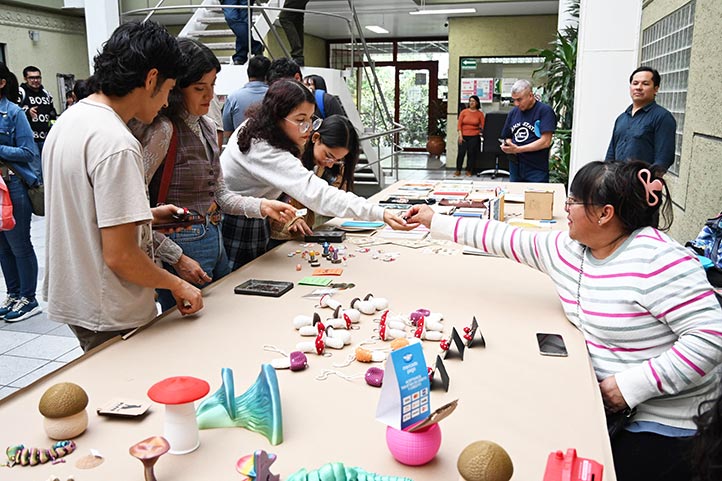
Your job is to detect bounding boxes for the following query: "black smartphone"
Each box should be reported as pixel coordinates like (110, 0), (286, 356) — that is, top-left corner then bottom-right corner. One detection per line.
(536, 333), (568, 357)
(234, 279), (294, 297)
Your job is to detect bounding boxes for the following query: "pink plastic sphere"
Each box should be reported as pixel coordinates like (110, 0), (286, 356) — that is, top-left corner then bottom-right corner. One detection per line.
(385, 423), (442, 466)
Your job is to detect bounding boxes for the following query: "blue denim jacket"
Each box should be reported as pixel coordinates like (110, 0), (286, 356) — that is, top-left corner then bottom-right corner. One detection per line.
(0, 96), (40, 186)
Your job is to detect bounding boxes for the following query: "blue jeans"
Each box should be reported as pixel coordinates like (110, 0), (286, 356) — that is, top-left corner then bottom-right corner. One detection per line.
(0, 175), (39, 299)
(509, 159), (549, 183)
(220, 0), (262, 64)
(157, 222), (230, 311)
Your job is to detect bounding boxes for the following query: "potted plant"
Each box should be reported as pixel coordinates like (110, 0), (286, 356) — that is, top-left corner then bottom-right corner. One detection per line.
(426, 98), (447, 156)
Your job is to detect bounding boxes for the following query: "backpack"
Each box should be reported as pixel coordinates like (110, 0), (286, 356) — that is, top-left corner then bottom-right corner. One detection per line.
(0, 175), (16, 231)
(686, 212), (722, 287)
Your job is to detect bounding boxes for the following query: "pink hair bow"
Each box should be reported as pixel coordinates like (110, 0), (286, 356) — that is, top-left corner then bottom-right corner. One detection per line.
(637, 169), (664, 207)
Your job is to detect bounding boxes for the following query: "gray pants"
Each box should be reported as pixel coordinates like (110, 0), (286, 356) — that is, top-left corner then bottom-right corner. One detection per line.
(279, 0), (310, 65)
(68, 325), (133, 352)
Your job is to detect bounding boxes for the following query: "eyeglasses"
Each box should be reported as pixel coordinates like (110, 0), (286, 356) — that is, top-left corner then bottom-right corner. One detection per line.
(284, 116), (322, 134)
(26, 76), (42, 80)
(564, 198), (586, 208)
(322, 150), (344, 166)
(564, 197), (603, 209)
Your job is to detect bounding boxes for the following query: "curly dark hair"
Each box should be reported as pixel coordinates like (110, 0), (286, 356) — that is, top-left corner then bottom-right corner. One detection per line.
(164, 38), (220, 119)
(693, 393), (722, 480)
(92, 21), (185, 97)
(301, 115), (359, 191)
(237, 79), (314, 158)
(569, 160), (673, 232)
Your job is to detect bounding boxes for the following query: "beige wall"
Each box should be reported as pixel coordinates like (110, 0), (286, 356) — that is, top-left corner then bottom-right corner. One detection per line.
(446, 15), (558, 162)
(0, 3), (90, 110)
(266, 31), (327, 68)
(642, 0), (722, 242)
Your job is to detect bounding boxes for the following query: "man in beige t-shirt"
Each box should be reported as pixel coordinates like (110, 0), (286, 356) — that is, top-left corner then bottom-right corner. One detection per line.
(42, 22), (203, 352)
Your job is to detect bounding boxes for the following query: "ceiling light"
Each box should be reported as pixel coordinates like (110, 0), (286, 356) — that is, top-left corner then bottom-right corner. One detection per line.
(409, 8), (476, 15)
(365, 25), (389, 34)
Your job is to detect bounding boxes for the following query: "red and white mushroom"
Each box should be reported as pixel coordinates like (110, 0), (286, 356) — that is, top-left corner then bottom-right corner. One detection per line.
(147, 376), (209, 455)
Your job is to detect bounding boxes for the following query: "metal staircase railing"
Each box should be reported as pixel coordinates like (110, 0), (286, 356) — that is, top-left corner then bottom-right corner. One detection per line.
(121, 0), (406, 193)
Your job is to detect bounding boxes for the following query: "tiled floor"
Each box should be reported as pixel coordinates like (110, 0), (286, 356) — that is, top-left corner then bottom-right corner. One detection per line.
(0, 152), (506, 402)
(0, 214), (83, 400)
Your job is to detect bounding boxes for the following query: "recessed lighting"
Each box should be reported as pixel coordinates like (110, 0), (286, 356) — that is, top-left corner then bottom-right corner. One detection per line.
(365, 25), (389, 34)
(409, 8), (476, 15)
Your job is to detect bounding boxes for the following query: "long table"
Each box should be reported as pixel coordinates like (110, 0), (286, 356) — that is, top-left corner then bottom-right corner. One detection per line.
(0, 182), (616, 480)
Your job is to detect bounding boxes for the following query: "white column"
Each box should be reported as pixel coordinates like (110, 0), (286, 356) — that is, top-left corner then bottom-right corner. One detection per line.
(82, 0), (120, 72)
(557, 0), (578, 32)
(568, 0), (642, 186)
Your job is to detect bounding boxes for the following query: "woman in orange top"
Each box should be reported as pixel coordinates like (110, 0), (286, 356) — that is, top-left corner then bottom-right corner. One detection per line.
(455, 95), (485, 176)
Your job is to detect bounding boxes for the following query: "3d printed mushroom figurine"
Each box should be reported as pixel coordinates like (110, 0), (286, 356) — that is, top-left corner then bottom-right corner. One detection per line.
(129, 436), (170, 481)
(38, 382), (89, 440)
(196, 366), (283, 445)
(147, 376), (210, 455)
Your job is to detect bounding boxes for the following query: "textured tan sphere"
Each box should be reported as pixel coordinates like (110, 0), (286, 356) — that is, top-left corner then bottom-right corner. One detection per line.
(457, 440), (514, 481)
(38, 382), (88, 418)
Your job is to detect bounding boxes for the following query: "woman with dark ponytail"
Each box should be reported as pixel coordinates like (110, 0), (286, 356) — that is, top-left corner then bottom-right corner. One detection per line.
(269, 114), (359, 240)
(0, 62), (42, 322)
(221, 79), (411, 269)
(406, 160), (722, 481)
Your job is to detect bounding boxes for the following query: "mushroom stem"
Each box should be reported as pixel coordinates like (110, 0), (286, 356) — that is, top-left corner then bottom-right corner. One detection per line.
(143, 461), (159, 481)
(164, 403), (200, 454)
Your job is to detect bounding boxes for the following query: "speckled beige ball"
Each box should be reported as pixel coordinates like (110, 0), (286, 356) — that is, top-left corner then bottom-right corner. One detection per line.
(457, 440), (514, 481)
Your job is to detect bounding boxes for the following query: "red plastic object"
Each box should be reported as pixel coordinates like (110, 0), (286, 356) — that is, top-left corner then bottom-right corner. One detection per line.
(543, 448), (603, 481)
(147, 376), (209, 405)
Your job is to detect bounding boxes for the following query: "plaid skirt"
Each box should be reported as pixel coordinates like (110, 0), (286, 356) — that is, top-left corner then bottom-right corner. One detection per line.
(222, 214), (270, 271)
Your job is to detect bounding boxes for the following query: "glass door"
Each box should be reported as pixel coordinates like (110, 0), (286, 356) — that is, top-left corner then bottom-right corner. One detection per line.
(396, 62), (438, 150)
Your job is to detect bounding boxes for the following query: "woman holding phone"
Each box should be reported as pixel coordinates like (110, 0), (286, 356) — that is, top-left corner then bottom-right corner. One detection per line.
(133, 39), (295, 310)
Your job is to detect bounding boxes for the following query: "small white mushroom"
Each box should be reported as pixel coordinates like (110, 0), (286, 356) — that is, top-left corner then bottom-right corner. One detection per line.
(271, 357), (291, 369)
(351, 297), (375, 315)
(319, 294), (342, 310)
(334, 306), (361, 323)
(298, 325), (318, 336)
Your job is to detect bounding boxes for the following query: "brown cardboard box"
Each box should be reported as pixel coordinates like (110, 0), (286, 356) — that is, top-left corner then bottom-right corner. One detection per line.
(524, 190), (554, 220)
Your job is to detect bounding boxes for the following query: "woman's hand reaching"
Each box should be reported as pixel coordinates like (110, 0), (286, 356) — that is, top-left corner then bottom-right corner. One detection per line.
(403, 205), (434, 229)
(383, 210), (418, 231)
(260, 199), (296, 222)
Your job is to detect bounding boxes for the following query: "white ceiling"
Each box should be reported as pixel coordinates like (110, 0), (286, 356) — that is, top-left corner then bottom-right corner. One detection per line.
(303, 0), (560, 39)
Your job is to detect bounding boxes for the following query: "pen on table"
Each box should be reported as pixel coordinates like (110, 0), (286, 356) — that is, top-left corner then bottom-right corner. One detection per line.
(539, 220), (557, 224)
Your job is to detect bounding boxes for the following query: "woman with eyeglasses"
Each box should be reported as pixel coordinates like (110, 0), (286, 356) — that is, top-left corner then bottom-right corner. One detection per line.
(405, 160), (722, 481)
(132, 39), (295, 311)
(221, 79), (411, 270)
(269, 114), (358, 241)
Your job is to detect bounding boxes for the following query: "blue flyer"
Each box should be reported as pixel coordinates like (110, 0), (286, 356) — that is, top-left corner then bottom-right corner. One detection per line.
(375, 342), (431, 430)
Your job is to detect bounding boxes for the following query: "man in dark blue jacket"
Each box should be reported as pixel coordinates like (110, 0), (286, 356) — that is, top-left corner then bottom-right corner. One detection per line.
(605, 66), (676, 171)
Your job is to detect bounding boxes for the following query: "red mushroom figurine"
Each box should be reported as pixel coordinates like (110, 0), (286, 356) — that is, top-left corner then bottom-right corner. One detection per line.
(315, 322), (326, 355)
(379, 317), (388, 341)
(147, 376), (210, 455)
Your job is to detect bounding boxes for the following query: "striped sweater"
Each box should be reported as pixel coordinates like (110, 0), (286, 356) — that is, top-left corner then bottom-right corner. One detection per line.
(432, 215), (722, 429)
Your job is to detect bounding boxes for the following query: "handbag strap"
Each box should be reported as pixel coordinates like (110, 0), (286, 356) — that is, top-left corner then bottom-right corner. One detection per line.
(0, 161), (33, 188)
(156, 125), (178, 205)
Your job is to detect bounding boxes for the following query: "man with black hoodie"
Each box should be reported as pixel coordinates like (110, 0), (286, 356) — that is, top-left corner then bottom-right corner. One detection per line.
(19, 65), (56, 175)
